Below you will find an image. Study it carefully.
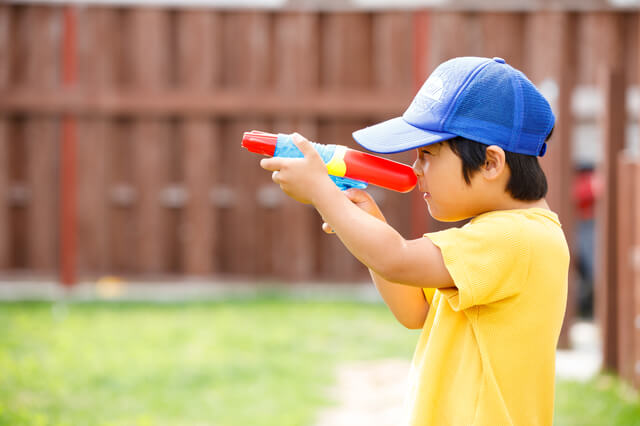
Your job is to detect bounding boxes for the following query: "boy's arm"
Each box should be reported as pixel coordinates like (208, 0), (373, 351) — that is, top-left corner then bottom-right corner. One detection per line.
(314, 184), (453, 289)
(321, 191), (430, 329)
(370, 269), (429, 329)
(260, 134), (454, 289)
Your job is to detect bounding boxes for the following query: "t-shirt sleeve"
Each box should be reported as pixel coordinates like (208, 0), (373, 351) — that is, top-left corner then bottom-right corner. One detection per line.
(425, 215), (530, 311)
(422, 287), (436, 305)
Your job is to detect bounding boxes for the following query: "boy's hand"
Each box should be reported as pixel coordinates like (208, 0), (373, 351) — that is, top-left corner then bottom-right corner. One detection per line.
(322, 188), (386, 234)
(260, 133), (334, 205)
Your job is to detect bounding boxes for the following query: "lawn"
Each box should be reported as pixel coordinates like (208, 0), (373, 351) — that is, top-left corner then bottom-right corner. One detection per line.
(1, 295), (639, 426)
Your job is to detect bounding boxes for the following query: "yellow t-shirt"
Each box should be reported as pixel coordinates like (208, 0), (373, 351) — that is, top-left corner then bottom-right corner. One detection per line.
(403, 208), (569, 426)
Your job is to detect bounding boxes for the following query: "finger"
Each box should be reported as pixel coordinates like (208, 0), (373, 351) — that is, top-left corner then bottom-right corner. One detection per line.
(271, 171), (280, 184)
(260, 157), (284, 172)
(291, 133), (317, 158)
(344, 188), (373, 204)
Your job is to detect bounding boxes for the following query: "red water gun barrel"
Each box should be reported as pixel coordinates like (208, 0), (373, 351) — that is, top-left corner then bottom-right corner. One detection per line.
(341, 149), (416, 193)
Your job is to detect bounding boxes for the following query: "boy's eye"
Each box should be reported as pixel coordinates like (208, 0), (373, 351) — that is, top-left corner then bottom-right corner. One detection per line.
(421, 149), (432, 155)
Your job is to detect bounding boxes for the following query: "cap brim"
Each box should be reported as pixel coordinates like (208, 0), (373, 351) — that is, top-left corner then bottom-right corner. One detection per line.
(352, 117), (456, 154)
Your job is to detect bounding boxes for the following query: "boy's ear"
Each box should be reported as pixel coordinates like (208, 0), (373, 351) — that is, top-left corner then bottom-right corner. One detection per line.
(481, 145), (506, 180)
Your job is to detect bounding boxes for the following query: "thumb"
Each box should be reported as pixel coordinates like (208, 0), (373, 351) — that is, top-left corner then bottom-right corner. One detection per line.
(291, 133), (317, 158)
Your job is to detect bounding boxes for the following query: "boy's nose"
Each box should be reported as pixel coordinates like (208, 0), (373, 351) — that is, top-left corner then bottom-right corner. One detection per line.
(412, 160), (422, 176)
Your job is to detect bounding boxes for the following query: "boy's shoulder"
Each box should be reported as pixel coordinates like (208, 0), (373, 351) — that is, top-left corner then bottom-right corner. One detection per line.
(442, 207), (565, 253)
(428, 207), (564, 252)
(468, 207), (561, 230)
(464, 208), (568, 258)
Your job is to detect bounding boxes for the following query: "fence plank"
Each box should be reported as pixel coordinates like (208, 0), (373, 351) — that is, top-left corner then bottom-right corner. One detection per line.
(109, 121), (137, 273)
(624, 13), (638, 86)
(635, 162), (640, 389)
(480, 12), (525, 70)
(576, 12), (626, 85)
(75, 8), (122, 277)
(372, 11), (414, 240)
(176, 10), (220, 275)
(25, 6), (60, 272)
(429, 12), (480, 67)
(319, 12), (372, 281)
(130, 8), (173, 273)
(617, 156), (636, 384)
(596, 66), (626, 370)
(271, 11), (320, 281)
(0, 5), (10, 269)
(220, 11), (271, 277)
(524, 11), (577, 349)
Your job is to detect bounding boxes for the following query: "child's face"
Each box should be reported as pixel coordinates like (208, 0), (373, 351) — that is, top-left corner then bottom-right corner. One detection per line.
(412, 142), (479, 222)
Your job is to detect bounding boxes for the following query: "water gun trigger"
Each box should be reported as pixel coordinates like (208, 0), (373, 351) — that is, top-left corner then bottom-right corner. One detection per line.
(330, 176), (368, 191)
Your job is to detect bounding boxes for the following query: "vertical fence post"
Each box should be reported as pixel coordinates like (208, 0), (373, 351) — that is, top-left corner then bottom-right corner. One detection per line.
(272, 12), (319, 281)
(220, 11), (270, 277)
(617, 155), (636, 384)
(60, 5), (77, 286)
(0, 5), (9, 270)
(26, 6), (59, 273)
(318, 12), (372, 281)
(596, 66), (626, 371)
(372, 11), (414, 242)
(634, 162), (640, 389)
(176, 11), (219, 276)
(131, 8), (172, 273)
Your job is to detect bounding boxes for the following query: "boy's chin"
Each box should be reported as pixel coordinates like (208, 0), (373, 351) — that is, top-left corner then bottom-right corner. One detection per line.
(427, 205), (471, 223)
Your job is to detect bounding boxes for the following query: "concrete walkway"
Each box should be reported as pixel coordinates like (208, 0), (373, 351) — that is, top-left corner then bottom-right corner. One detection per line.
(314, 359), (410, 426)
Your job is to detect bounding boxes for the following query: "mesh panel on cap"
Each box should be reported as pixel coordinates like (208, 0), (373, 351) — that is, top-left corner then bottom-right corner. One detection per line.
(518, 72), (554, 142)
(444, 65), (515, 147)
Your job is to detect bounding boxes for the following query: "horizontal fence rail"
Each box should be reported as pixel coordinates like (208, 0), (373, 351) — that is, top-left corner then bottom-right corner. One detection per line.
(0, 90), (410, 118)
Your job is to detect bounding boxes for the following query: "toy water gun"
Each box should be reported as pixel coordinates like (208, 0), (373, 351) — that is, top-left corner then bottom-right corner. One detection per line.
(242, 131), (417, 193)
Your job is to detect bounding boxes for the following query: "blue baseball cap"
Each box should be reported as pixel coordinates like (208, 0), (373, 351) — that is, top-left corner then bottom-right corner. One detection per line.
(352, 56), (555, 156)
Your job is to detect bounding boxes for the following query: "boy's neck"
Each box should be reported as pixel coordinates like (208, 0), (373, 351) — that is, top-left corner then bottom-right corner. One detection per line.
(487, 197), (549, 213)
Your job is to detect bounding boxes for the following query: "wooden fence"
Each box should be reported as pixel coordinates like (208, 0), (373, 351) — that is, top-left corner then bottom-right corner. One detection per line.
(1, 4), (640, 384)
(0, 5), (419, 283)
(598, 67), (640, 389)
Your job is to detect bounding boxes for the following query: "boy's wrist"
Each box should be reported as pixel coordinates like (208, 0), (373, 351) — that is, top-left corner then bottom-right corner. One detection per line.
(311, 178), (343, 209)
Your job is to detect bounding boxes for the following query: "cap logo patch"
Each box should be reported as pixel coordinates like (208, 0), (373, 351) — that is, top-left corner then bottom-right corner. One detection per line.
(421, 75), (444, 102)
(410, 75), (444, 112)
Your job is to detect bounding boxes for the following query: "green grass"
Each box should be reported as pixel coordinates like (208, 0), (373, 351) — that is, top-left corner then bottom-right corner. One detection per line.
(0, 296), (639, 425)
(555, 375), (640, 426)
(0, 297), (418, 426)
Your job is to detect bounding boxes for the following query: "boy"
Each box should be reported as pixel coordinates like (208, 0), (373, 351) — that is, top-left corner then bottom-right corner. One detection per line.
(260, 56), (569, 426)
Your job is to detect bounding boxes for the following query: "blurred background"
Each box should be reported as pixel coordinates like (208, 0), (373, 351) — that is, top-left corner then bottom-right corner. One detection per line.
(1, 0), (640, 425)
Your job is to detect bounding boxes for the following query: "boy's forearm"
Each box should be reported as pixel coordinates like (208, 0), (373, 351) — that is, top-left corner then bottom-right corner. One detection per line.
(370, 269), (429, 329)
(312, 183), (408, 278)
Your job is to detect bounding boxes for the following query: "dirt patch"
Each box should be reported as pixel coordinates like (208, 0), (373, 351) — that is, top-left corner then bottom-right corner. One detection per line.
(314, 359), (411, 426)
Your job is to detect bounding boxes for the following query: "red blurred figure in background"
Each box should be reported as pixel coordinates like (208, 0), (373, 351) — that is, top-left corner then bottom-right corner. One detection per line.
(573, 165), (602, 318)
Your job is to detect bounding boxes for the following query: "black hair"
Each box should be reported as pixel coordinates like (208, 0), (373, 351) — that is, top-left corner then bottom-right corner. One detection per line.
(447, 128), (553, 201)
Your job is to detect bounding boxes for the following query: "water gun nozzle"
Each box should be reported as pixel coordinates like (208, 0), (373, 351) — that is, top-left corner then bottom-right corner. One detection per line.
(241, 130), (278, 157)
